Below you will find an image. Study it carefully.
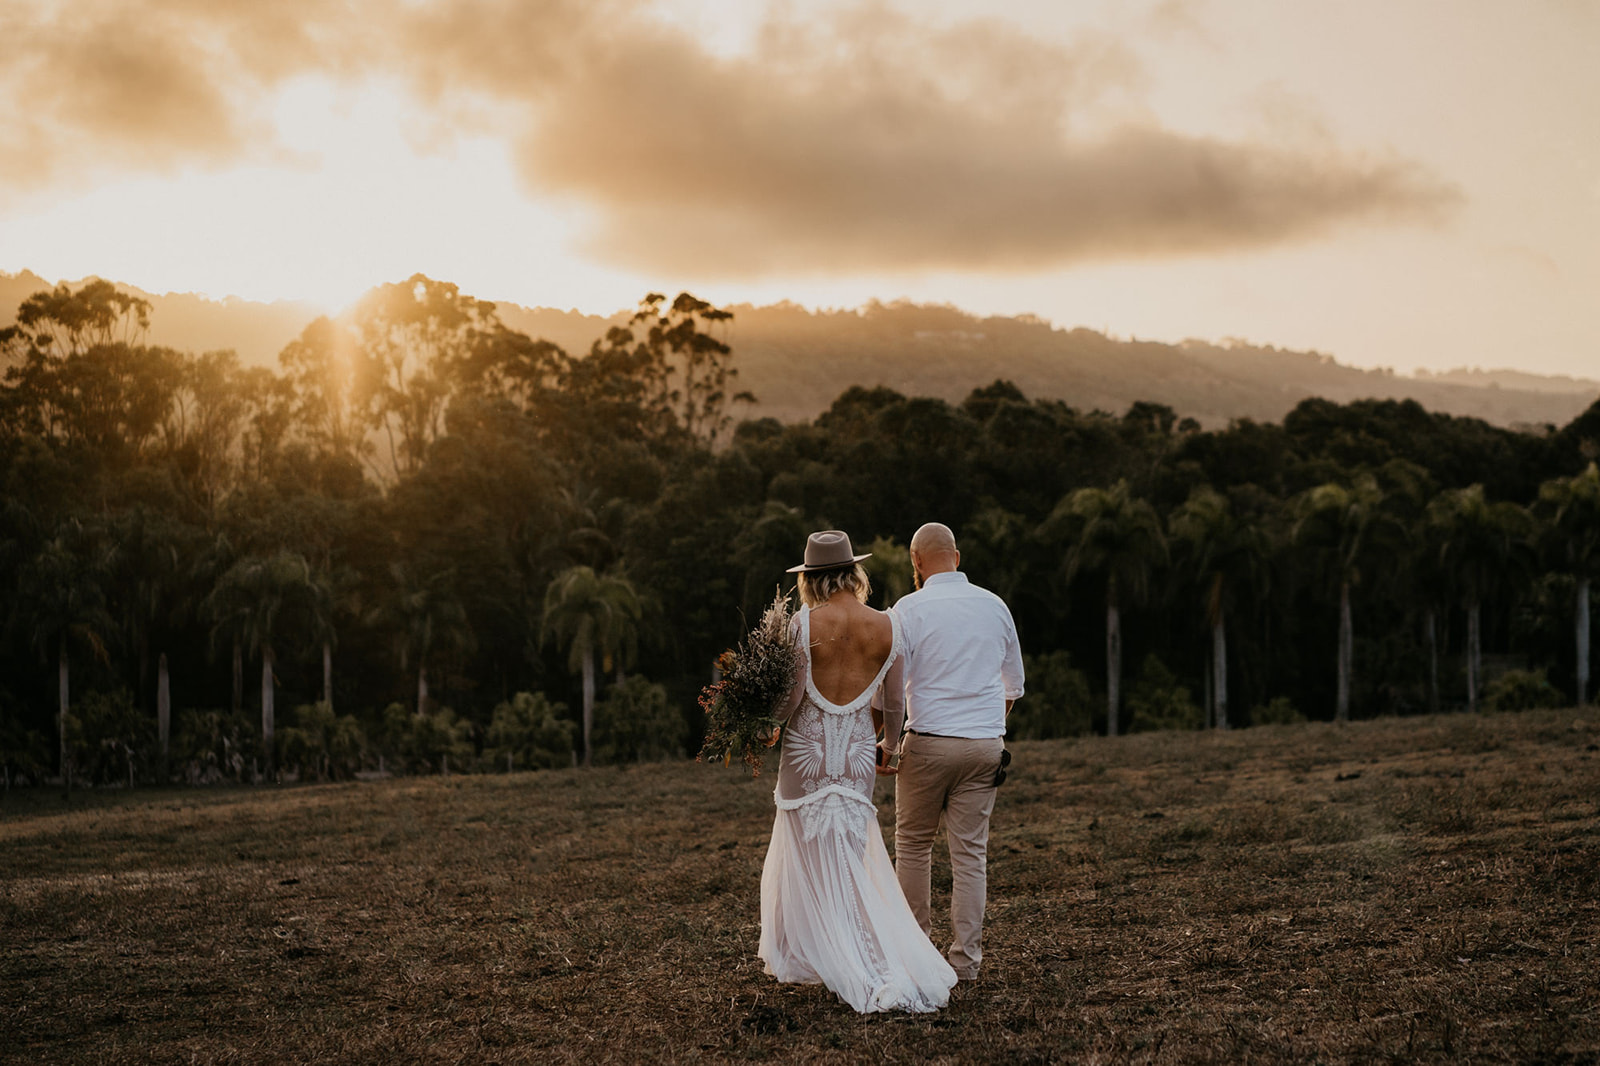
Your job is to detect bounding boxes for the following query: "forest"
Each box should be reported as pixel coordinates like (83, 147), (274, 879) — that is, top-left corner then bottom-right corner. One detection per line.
(2, 274), (1598, 789)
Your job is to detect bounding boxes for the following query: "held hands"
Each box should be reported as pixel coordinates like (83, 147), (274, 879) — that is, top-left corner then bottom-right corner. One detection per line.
(874, 742), (899, 776)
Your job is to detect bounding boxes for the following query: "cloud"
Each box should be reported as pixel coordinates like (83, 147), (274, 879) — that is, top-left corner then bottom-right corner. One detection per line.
(439, 3), (1456, 275)
(0, 0), (348, 194)
(0, 0), (1459, 274)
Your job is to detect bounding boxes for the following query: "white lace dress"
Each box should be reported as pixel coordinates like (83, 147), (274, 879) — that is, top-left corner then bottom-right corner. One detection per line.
(757, 607), (958, 1013)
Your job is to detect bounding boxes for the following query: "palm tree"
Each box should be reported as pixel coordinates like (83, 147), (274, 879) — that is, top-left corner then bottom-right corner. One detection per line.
(197, 532), (247, 717)
(1170, 485), (1273, 730)
(370, 563), (475, 718)
(1410, 510), (1453, 716)
(1428, 485), (1532, 712)
(106, 506), (189, 770)
(16, 521), (116, 788)
(542, 566), (643, 766)
(202, 551), (317, 778)
(1041, 480), (1166, 736)
(1539, 462), (1600, 706)
(306, 564), (357, 712)
(1293, 475), (1406, 721)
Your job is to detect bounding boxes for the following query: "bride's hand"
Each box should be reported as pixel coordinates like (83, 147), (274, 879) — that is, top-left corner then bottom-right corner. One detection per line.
(763, 724), (781, 747)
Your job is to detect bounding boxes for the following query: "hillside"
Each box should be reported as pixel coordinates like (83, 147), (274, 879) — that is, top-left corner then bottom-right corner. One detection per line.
(4, 271), (1595, 429)
(3, 709), (1596, 1062)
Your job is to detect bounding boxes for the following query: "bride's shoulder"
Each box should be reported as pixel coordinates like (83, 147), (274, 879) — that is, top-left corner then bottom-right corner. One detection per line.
(870, 606), (899, 646)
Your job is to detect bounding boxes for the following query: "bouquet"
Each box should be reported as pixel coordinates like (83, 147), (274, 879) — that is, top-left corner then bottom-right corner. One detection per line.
(697, 589), (799, 776)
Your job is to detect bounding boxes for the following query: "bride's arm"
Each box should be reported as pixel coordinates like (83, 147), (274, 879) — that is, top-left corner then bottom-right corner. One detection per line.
(766, 617), (807, 744)
(875, 654), (906, 756)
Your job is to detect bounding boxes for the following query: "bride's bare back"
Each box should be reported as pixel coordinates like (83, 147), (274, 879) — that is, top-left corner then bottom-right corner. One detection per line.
(807, 594), (895, 706)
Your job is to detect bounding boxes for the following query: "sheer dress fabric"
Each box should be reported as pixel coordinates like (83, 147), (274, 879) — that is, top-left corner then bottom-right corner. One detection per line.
(757, 607), (957, 1013)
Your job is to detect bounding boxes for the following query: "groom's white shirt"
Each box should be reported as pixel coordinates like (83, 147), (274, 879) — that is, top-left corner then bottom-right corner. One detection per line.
(887, 572), (1024, 749)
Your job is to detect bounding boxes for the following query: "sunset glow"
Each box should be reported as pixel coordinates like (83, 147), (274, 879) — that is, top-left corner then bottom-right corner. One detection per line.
(1, 0), (1596, 375)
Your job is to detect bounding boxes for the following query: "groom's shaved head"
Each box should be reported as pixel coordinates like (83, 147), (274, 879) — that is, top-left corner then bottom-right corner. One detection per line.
(911, 523), (958, 557)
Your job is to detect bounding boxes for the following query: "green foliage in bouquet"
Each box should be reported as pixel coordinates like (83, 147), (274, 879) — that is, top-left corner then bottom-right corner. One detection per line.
(697, 589), (799, 776)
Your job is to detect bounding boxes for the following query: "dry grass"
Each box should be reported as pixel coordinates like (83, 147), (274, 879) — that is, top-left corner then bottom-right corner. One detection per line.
(3, 709), (1599, 1064)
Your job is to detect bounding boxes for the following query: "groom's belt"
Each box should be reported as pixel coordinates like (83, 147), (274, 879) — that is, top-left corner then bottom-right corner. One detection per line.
(906, 728), (966, 740)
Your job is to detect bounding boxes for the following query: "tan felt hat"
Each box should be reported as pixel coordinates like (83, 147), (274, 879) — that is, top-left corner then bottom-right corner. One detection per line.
(786, 530), (872, 573)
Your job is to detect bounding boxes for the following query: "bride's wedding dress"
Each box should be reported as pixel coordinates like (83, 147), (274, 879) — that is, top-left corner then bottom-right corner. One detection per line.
(758, 606), (957, 1013)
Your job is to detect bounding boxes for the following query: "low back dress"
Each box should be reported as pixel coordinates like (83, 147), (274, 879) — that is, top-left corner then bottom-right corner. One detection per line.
(757, 605), (958, 1013)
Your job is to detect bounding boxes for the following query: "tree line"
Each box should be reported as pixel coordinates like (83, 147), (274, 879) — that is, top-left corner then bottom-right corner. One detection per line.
(2, 275), (1597, 789)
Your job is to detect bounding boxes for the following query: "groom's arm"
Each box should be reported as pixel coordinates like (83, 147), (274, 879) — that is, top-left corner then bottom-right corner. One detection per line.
(1000, 609), (1025, 708)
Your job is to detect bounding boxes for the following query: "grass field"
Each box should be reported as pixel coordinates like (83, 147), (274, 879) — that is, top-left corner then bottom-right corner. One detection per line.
(3, 709), (1598, 1064)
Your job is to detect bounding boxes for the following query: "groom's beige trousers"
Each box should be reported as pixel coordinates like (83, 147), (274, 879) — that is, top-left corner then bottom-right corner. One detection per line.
(894, 732), (1004, 979)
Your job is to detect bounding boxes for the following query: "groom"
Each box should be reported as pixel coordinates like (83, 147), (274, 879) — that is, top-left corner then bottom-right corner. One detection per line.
(882, 522), (1024, 981)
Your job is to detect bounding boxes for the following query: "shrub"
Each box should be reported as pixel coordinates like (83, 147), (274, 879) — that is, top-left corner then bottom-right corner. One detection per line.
(594, 676), (682, 764)
(1126, 655), (1203, 732)
(65, 689), (154, 786)
(487, 692), (575, 770)
(1250, 696), (1307, 726)
(1009, 651), (1094, 739)
(0, 704), (51, 787)
(376, 703), (474, 774)
(171, 709), (258, 784)
(276, 702), (366, 780)
(1483, 669), (1563, 713)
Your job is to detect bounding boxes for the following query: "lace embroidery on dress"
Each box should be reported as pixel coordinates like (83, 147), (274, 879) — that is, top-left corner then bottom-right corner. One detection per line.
(759, 605), (955, 1013)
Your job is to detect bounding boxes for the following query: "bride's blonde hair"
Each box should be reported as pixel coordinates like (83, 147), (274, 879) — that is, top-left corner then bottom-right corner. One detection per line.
(797, 563), (872, 608)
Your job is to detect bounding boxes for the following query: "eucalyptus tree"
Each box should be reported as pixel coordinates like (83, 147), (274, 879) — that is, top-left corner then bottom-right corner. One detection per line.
(541, 566), (643, 766)
(1427, 485), (1533, 712)
(278, 316), (372, 467)
(347, 274), (502, 479)
(202, 551), (319, 778)
(161, 350), (254, 505)
(3, 280), (151, 356)
(1040, 480), (1167, 736)
(1538, 462), (1600, 706)
(565, 292), (749, 446)
(1293, 474), (1407, 721)
(1170, 485), (1274, 729)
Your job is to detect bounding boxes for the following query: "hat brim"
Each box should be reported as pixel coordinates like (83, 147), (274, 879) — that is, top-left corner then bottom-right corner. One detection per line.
(786, 552), (872, 573)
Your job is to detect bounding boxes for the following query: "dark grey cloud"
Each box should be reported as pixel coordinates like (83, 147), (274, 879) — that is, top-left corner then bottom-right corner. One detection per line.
(0, 0), (1459, 274)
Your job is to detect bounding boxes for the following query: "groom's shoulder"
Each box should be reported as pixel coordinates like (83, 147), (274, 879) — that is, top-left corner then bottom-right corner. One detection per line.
(900, 576), (1010, 612)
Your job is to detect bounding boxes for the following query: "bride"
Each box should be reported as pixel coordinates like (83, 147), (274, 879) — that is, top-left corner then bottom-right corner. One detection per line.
(758, 530), (957, 1013)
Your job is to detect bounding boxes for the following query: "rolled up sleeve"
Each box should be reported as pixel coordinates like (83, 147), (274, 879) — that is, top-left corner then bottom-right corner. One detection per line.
(1001, 615), (1025, 701)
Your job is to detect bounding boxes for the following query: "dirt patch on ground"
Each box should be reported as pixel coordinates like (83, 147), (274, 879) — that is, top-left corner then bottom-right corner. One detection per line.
(3, 710), (1598, 1063)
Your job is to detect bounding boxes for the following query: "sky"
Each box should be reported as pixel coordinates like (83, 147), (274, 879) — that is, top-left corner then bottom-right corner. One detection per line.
(0, 0), (1596, 376)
